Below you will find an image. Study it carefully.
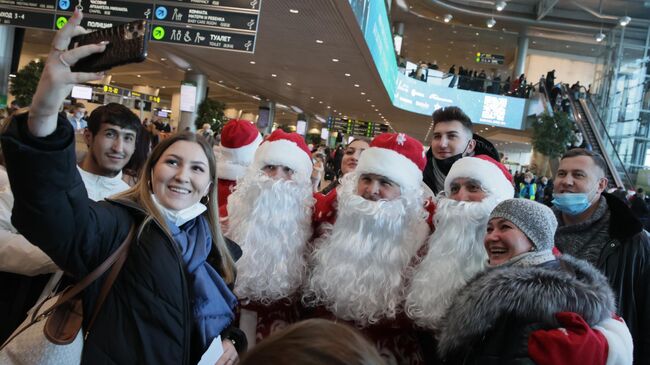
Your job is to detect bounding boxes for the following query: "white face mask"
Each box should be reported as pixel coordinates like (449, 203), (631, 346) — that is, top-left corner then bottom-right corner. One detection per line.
(74, 112), (84, 119)
(151, 194), (207, 227)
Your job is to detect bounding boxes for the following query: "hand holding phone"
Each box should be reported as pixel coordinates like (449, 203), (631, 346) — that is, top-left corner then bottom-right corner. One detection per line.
(69, 20), (149, 73)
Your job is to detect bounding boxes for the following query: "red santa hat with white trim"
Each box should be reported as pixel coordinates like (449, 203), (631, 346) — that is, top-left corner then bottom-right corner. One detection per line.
(444, 155), (514, 201)
(217, 119), (263, 181)
(356, 132), (426, 191)
(252, 129), (313, 182)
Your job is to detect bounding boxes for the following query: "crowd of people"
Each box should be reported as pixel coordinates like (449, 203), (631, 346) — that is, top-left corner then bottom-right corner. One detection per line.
(0, 10), (648, 365)
(401, 58), (533, 99)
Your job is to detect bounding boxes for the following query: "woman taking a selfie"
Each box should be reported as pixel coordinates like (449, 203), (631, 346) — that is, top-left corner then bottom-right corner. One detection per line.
(1, 10), (245, 365)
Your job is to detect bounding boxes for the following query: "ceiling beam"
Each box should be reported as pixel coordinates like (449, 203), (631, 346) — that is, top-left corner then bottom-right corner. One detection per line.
(536, 0), (559, 21)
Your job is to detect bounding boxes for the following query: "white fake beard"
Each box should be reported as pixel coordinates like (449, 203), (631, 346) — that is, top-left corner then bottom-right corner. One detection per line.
(404, 195), (500, 329)
(304, 173), (430, 326)
(227, 170), (314, 304)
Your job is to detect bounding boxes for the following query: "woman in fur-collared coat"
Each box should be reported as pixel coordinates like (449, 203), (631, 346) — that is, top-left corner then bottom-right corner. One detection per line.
(437, 199), (633, 365)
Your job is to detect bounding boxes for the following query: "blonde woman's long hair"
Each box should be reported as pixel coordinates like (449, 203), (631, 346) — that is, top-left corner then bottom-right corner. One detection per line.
(115, 131), (236, 284)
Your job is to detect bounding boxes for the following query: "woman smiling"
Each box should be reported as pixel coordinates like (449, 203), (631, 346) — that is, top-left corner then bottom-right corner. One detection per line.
(1, 10), (245, 365)
(436, 199), (633, 365)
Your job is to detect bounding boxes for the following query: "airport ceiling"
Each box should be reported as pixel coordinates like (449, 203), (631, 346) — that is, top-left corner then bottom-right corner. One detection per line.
(399, 0), (650, 72)
(16, 0), (650, 142)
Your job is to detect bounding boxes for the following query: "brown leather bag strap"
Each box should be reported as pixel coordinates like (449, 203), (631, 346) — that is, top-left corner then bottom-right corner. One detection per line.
(84, 225), (135, 339)
(0, 224), (136, 349)
(41, 225), (135, 316)
(84, 224), (136, 337)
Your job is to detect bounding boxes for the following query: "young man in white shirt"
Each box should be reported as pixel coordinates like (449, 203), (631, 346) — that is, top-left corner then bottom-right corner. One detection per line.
(0, 103), (140, 341)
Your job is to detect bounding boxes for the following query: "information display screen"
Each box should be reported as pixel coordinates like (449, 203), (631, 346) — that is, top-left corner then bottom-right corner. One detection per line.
(346, 0), (528, 130)
(393, 73), (526, 130)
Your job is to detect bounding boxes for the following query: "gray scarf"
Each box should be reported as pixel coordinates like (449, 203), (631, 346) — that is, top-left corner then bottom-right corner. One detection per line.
(554, 197), (611, 265)
(432, 158), (446, 194)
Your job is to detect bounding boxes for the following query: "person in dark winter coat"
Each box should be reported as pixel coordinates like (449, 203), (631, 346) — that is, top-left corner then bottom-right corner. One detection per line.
(423, 107), (501, 195)
(552, 148), (650, 364)
(0, 10), (246, 365)
(437, 199), (633, 365)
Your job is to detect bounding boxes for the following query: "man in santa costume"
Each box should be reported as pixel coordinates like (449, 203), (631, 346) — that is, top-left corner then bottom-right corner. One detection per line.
(215, 119), (263, 208)
(303, 132), (430, 365)
(405, 155), (514, 331)
(224, 129), (314, 347)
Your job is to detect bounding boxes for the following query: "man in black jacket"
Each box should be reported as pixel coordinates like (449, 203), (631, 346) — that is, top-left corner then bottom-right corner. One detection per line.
(552, 148), (650, 364)
(423, 106), (500, 195)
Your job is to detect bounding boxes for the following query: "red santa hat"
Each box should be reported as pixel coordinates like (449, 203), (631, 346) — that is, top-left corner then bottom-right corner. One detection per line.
(444, 155), (514, 201)
(217, 119), (263, 181)
(356, 132), (426, 191)
(252, 129), (313, 182)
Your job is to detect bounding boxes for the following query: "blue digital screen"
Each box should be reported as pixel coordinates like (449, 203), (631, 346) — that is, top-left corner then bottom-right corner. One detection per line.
(349, 0), (398, 97)
(348, 0), (526, 130)
(393, 74), (526, 129)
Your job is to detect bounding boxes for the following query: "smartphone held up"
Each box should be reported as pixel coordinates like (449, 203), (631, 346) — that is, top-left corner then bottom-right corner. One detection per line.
(69, 20), (149, 73)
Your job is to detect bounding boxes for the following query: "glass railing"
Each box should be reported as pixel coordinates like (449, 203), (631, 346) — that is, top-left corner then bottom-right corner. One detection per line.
(398, 67), (535, 99)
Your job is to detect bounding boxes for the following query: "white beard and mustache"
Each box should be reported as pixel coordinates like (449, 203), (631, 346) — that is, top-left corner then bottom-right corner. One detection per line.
(404, 194), (500, 330)
(226, 170), (314, 304)
(303, 173), (430, 326)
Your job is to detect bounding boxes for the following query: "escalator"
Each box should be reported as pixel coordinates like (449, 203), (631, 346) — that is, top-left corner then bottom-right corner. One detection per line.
(562, 85), (634, 189)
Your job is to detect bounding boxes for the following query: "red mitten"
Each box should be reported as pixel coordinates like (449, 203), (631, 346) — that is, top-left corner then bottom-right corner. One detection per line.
(528, 312), (608, 365)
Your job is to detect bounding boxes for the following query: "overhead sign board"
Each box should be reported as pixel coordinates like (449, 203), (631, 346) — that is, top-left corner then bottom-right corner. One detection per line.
(168, 0), (260, 11)
(475, 52), (505, 65)
(0, 8), (54, 29)
(150, 24), (255, 52)
(2, 0), (262, 54)
(57, 0), (154, 19)
(153, 4), (258, 32)
(0, 0), (55, 9)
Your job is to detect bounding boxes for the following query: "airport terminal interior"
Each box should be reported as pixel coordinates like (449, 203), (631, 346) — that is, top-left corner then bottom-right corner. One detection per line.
(3, 0), (649, 187)
(1, 0), (650, 364)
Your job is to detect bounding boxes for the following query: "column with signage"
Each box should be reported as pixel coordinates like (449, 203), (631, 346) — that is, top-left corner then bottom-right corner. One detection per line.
(257, 101), (274, 135)
(179, 71), (207, 132)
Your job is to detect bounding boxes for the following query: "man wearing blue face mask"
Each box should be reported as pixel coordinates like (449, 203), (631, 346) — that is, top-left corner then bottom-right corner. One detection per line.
(552, 148), (650, 364)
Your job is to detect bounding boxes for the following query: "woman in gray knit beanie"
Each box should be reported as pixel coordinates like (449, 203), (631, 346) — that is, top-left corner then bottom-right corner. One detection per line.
(485, 198), (558, 267)
(436, 198), (633, 364)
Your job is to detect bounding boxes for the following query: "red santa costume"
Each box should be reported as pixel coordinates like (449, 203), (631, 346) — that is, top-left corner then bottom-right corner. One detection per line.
(215, 119), (262, 208)
(303, 133), (430, 365)
(224, 129), (314, 347)
(405, 155), (514, 331)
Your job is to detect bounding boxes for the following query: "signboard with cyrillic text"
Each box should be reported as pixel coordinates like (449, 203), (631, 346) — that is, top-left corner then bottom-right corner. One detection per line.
(1, 0), (261, 54)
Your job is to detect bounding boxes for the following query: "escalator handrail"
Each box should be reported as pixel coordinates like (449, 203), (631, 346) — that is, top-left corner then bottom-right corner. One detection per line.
(531, 81), (554, 115)
(562, 85), (622, 187)
(567, 85), (634, 188)
(581, 92), (635, 189)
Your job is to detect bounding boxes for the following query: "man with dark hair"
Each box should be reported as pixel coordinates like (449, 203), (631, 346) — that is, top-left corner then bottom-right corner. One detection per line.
(423, 106), (500, 194)
(80, 103), (141, 194)
(0, 103), (140, 341)
(552, 148), (650, 363)
(68, 102), (87, 131)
